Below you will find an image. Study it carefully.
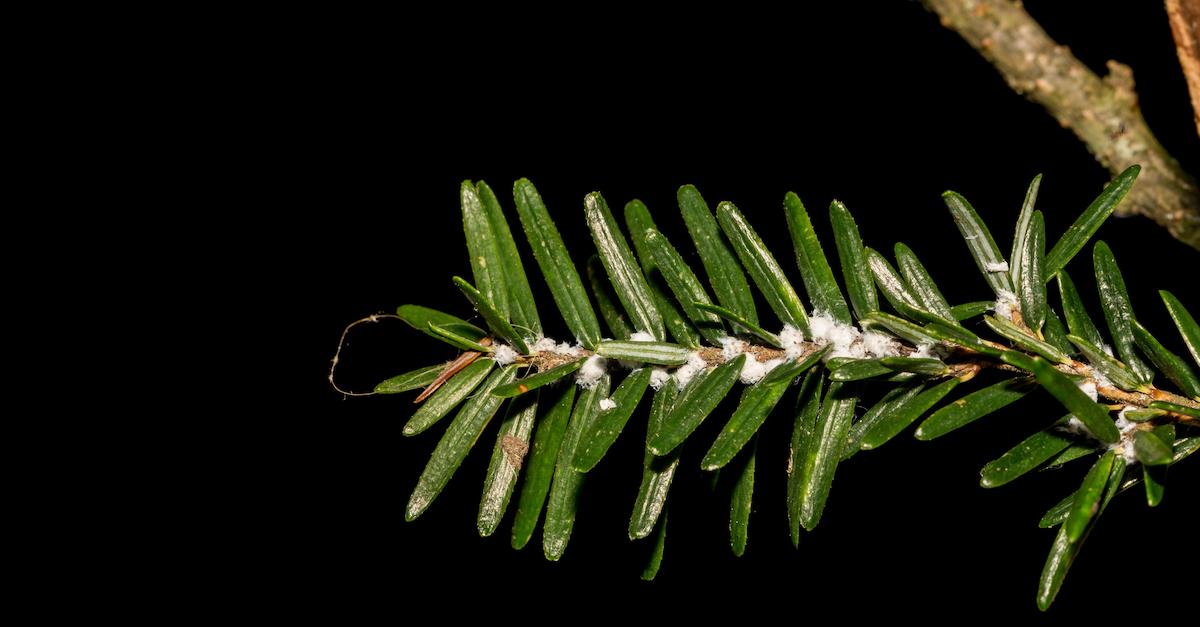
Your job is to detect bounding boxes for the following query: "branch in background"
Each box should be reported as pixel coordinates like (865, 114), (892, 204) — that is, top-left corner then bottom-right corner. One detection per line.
(1168, 0), (1200, 134)
(921, 0), (1200, 251)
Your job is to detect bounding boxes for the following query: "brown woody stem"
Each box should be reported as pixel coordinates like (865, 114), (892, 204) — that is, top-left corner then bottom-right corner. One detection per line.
(921, 0), (1200, 250)
(517, 335), (1199, 426)
(1167, 0), (1200, 134)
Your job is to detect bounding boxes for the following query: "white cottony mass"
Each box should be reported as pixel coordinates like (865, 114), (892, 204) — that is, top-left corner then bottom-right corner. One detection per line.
(673, 352), (709, 387)
(993, 289), (1019, 319)
(576, 355), (608, 389)
(492, 344), (518, 365)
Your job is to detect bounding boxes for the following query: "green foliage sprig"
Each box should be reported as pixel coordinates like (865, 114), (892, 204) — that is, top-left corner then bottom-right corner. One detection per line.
(339, 166), (1199, 610)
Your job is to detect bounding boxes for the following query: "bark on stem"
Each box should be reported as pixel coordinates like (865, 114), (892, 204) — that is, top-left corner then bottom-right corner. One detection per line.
(1167, 0), (1200, 134)
(921, 0), (1200, 250)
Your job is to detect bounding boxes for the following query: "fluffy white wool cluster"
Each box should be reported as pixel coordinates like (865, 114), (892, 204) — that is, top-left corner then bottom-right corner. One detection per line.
(576, 355), (609, 389)
(911, 343), (935, 359)
(492, 344), (519, 365)
(808, 313), (862, 358)
(1112, 412), (1140, 463)
(719, 336), (744, 361)
(740, 357), (786, 384)
(1076, 380), (1098, 402)
(718, 336), (785, 384)
(1090, 368), (1114, 391)
(779, 324), (806, 360)
(802, 311), (906, 360)
(993, 289), (1019, 319)
(1063, 416), (1090, 437)
(985, 261), (1010, 273)
(673, 352), (709, 387)
(862, 331), (901, 357)
(599, 398), (617, 411)
(649, 367), (671, 390)
(531, 336), (583, 356)
(1063, 388), (1135, 461)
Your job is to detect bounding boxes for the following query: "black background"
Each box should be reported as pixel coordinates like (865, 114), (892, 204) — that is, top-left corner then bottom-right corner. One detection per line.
(299, 2), (1199, 620)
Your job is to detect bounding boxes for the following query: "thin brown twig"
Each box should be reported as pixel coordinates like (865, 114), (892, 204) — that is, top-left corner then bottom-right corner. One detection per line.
(533, 336), (1200, 424)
